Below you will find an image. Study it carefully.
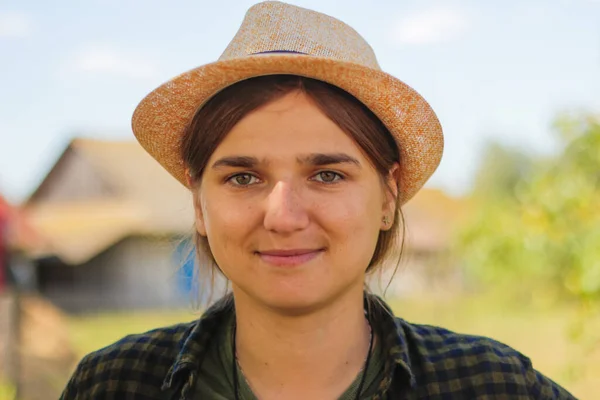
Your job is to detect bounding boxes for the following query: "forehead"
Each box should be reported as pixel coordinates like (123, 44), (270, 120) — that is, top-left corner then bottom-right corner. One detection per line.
(209, 91), (367, 161)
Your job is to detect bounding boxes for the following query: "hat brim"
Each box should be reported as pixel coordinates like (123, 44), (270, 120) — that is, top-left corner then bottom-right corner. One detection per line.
(131, 53), (443, 205)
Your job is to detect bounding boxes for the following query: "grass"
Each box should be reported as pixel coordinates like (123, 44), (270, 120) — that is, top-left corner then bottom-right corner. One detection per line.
(66, 294), (599, 399)
(0, 380), (16, 400)
(68, 310), (199, 356)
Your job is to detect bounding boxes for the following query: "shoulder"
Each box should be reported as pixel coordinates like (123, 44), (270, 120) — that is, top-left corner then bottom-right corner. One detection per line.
(77, 321), (192, 371)
(400, 318), (527, 364)
(60, 320), (196, 400)
(395, 318), (575, 399)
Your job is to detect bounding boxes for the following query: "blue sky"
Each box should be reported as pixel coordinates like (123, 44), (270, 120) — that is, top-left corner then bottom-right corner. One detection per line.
(1, 0), (599, 202)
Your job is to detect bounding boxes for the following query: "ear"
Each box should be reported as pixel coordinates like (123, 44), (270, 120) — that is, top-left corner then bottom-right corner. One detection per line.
(186, 169), (207, 236)
(191, 188), (207, 237)
(381, 163), (400, 230)
(185, 168), (194, 187)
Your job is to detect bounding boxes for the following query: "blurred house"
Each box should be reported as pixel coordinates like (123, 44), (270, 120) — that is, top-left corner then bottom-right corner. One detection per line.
(369, 188), (470, 297)
(24, 138), (196, 312)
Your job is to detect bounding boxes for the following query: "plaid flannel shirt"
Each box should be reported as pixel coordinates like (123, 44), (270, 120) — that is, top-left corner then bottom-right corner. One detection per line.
(60, 294), (576, 399)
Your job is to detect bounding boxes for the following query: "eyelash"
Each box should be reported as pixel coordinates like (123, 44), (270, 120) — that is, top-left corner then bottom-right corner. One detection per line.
(226, 173), (261, 186)
(225, 171), (345, 187)
(312, 171), (344, 183)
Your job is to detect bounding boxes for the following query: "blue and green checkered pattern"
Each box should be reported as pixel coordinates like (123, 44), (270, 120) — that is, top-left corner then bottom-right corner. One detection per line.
(60, 294), (576, 399)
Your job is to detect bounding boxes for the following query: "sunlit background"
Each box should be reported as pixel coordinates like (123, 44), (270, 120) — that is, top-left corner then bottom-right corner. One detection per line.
(1, 0), (599, 399)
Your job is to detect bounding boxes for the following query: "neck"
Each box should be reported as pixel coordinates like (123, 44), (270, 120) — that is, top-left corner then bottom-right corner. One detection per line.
(232, 287), (371, 400)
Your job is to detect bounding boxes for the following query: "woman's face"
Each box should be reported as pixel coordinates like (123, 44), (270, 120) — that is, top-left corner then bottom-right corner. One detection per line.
(194, 91), (397, 313)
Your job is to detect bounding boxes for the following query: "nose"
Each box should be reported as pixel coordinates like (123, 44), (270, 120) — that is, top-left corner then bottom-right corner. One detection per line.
(263, 180), (309, 233)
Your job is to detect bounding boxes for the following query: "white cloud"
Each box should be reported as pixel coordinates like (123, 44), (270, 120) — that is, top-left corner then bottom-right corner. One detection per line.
(391, 7), (470, 45)
(0, 11), (33, 38)
(71, 46), (159, 80)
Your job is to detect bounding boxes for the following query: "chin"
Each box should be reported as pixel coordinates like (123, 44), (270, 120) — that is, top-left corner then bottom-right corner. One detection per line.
(229, 260), (366, 314)
(246, 282), (357, 316)
(263, 296), (330, 316)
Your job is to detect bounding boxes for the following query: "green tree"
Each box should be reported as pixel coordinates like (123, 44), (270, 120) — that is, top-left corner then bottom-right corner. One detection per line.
(472, 142), (534, 200)
(457, 113), (600, 304)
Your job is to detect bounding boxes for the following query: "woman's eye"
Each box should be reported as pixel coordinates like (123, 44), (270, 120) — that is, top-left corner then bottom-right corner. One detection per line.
(228, 173), (259, 186)
(313, 171), (343, 183)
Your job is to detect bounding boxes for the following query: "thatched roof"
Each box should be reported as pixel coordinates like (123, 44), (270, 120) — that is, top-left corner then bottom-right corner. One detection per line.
(25, 138), (193, 264)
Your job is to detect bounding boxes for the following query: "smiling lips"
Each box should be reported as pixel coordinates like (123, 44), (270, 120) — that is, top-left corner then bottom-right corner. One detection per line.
(258, 249), (324, 267)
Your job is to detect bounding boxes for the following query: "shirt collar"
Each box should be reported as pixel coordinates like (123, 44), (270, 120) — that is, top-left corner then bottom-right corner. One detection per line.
(161, 293), (416, 397)
(367, 294), (417, 392)
(161, 295), (235, 396)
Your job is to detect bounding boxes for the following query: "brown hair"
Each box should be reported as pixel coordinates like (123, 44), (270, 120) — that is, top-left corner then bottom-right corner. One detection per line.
(181, 75), (405, 303)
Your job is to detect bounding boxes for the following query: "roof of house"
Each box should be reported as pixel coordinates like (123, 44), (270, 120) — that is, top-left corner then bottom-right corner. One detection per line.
(25, 138), (194, 264)
(25, 138), (467, 264)
(402, 188), (470, 252)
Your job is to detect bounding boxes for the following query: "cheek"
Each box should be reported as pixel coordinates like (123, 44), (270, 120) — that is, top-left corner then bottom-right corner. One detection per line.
(317, 186), (381, 228)
(202, 198), (259, 251)
(313, 187), (383, 252)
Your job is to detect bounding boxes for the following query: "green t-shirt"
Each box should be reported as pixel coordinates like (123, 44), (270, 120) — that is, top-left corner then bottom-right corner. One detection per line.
(194, 314), (385, 399)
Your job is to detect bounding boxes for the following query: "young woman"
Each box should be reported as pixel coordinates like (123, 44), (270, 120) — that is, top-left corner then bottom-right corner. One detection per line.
(61, 2), (575, 399)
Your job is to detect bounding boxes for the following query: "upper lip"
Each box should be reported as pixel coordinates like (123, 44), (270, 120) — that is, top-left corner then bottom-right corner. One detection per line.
(258, 249), (322, 256)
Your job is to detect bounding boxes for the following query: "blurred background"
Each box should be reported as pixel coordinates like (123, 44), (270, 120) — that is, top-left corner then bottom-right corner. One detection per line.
(0, 0), (599, 398)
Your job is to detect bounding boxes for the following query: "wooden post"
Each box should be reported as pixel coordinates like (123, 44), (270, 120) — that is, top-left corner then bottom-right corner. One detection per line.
(1, 292), (21, 398)
(0, 220), (21, 399)
(8, 287), (21, 400)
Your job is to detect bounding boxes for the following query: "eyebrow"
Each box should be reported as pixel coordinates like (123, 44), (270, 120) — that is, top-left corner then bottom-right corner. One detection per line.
(211, 153), (361, 170)
(211, 156), (259, 169)
(298, 153), (361, 167)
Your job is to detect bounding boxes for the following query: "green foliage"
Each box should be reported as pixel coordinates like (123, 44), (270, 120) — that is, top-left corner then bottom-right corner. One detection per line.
(0, 378), (16, 400)
(456, 113), (600, 304)
(472, 142), (534, 199)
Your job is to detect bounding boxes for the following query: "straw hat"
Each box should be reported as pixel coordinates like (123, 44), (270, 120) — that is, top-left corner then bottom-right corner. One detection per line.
(132, 1), (443, 205)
